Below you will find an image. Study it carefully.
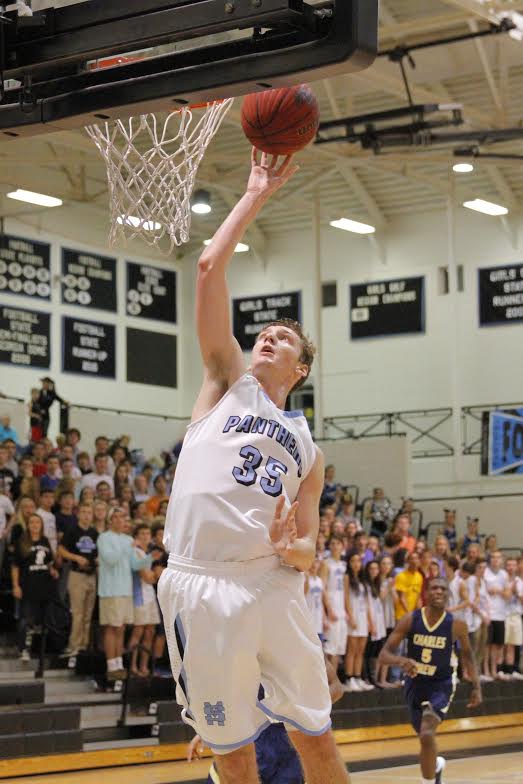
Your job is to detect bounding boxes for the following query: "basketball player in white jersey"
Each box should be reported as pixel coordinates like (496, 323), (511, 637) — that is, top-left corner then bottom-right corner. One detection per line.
(158, 150), (350, 784)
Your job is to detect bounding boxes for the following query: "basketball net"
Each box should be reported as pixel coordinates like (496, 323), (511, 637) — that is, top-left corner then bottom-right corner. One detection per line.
(85, 99), (234, 254)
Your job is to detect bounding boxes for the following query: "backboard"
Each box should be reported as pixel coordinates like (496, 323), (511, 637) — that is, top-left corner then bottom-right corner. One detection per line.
(0, 0), (378, 138)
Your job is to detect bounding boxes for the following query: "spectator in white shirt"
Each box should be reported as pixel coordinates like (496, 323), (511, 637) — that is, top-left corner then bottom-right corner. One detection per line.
(504, 557), (523, 680)
(484, 551), (511, 681)
(93, 436), (115, 475)
(36, 488), (58, 555)
(80, 454), (114, 495)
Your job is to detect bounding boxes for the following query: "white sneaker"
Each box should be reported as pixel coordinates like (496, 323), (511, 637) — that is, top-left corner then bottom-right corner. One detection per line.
(349, 677), (363, 692)
(358, 679), (375, 691)
(480, 674), (494, 682)
(511, 671), (523, 681)
(496, 672), (511, 681)
(435, 755), (446, 784)
(20, 649), (30, 662)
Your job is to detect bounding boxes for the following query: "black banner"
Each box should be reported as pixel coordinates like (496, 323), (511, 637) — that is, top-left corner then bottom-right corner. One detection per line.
(0, 234), (51, 300)
(62, 316), (116, 379)
(233, 291), (301, 351)
(478, 263), (523, 326)
(61, 248), (117, 312)
(127, 327), (177, 388)
(350, 276), (425, 340)
(0, 304), (50, 368)
(126, 261), (177, 323)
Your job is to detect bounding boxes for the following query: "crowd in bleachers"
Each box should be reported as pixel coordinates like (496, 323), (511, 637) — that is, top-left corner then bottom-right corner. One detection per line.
(311, 466), (523, 692)
(0, 417), (522, 693)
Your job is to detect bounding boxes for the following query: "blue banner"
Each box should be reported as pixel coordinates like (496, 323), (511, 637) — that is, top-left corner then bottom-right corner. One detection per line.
(482, 409), (523, 475)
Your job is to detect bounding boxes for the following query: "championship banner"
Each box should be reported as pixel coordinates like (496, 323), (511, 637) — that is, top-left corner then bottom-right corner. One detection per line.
(61, 248), (117, 312)
(62, 316), (116, 379)
(0, 304), (50, 369)
(0, 234), (51, 300)
(350, 276), (425, 340)
(481, 409), (523, 475)
(478, 262), (523, 326)
(233, 291), (301, 351)
(126, 261), (177, 323)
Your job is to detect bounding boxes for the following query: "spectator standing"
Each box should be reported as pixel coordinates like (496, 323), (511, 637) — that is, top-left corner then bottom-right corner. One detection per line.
(77, 452), (92, 476)
(484, 551), (510, 681)
(0, 415), (18, 443)
(344, 552), (373, 692)
(65, 428), (82, 462)
(321, 464), (342, 509)
(128, 524), (160, 677)
(8, 496), (36, 552)
(377, 555), (395, 687)
(56, 458), (80, 498)
(97, 507), (151, 680)
(3, 439), (19, 477)
(460, 517), (482, 558)
(0, 487), (14, 574)
(28, 389), (44, 442)
(134, 475), (150, 503)
(472, 559), (491, 683)
(394, 551), (423, 621)
(11, 457), (38, 502)
(54, 491), (78, 538)
(323, 536), (347, 674)
(93, 500), (108, 534)
(392, 513), (417, 555)
(433, 535), (450, 577)
(11, 513), (58, 661)
(441, 508), (458, 551)
(484, 535), (498, 564)
(59, 503), (98, 657)
(364, 560), (386, 686)
(40, 455), (61, 493)
(36, 489), (58, 555)
(504, 557), (523, 680)
(38, 377), (68, 438)
(93, 436), (115, 475)
(113, 462), (131, 499)
(338, 497), (360, 530)
(367, 487), (394, 538)
(145, 474), (168, 518)
(304, 558), (325, 641)
(31, 442), (47, 478)
(80, 454), (114, 494)
(0, 443), (15, 496)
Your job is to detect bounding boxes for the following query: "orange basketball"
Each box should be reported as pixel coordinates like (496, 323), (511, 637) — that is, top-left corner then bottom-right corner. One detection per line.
(241, 84), (320, 156)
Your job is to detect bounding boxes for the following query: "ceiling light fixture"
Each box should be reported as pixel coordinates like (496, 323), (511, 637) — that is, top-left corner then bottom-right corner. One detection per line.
(329, 218), (376, 235)
(192, 189), (212, 215)
(463, 198), (508, 216)
(453, 162), (474, 173)
(7, 188), (62, 207)
(204, 239), (249, 253)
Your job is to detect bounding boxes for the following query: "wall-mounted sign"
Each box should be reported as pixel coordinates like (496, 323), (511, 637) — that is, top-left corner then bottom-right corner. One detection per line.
(0, 234), (51, 300)
(0, 305), (50, 368)
(62, 316), (116, 378)
(127, 327), (177, 388)
(126, 261), (177, 323)
(481, 408), (523, 475)
(478, 263), (523, 326)
(232, 291), (301, 351)
(61, 248), (117, 312)
(350, 276), (425, 340)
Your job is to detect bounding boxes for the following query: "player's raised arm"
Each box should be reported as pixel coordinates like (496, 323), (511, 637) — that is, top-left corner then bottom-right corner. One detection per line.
(195, 150), (299, 386)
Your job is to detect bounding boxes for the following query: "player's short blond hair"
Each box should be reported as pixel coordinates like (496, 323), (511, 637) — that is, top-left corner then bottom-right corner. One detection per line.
(264, 318), (316, 392)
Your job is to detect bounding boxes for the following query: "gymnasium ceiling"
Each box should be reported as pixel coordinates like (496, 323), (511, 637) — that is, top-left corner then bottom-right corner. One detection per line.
(1, 0), (523, 257)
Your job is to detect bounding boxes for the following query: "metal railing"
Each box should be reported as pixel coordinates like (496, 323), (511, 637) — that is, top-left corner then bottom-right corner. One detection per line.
(462, 400), (523, 456)
(324, 407), (454, 458)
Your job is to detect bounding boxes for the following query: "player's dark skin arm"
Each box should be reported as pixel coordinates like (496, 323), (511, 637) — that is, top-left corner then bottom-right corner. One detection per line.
(377, 614), (418, 677)
(452, 619), (482, 708)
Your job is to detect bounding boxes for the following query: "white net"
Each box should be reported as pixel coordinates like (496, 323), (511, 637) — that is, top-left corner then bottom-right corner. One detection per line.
(85, 99), (234, 254)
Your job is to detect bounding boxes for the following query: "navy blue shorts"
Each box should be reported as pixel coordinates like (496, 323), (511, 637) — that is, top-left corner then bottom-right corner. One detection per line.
(207, 723), (303, 784)
(404, 677), (455, 734)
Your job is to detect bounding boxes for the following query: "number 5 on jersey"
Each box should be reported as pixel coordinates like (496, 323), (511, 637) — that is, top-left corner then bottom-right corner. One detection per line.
(233, 445), (288, 497)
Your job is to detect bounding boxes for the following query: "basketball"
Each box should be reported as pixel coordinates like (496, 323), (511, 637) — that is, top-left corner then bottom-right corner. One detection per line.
(241, 84), (320, 156)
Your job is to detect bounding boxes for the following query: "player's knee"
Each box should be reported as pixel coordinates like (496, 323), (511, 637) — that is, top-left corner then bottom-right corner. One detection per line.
(214, 744), (255, 774)
(290, 727), (337, 757)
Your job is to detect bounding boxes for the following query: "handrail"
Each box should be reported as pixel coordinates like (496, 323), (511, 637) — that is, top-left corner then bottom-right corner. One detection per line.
(69, 402), (189, 422)
(0, 392), (25, 403)
(414, 492), (523, 502)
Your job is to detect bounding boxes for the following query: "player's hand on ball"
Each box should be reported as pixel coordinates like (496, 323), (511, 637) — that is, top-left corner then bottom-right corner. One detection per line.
(401, 658), (419, 678)
(270, 496), (298, 559)
(247, 148), (299, 199)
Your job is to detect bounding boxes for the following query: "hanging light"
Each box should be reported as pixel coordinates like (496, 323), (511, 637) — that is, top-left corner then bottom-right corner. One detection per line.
(192, 189), (212, 215)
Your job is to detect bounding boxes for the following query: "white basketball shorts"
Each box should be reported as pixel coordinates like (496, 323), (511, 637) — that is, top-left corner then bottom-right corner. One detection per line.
(158, 553), (332, 754)
(323, 617), (348, 656)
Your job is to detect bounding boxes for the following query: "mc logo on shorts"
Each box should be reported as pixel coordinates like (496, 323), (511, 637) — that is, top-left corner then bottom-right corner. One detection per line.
(204, 701), (226, 726)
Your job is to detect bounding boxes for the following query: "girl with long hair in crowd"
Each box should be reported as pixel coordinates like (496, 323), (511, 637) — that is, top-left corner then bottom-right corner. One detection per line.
(113, 462), (131, 499)
(377, 555), (396, 687)
(433, 534), (451, 576)
(364, 560), (387, 686)
(344, 552), (374, 692)
(79, 486), (95, 506)
(484, 534), (498, 564)
(11, 513), (58, 662)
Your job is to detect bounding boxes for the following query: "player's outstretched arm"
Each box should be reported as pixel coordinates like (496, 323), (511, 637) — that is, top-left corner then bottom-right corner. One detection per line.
(453, 619), (482, 708)
(194, 150), (299, 412)
(378, 614), (418, 677)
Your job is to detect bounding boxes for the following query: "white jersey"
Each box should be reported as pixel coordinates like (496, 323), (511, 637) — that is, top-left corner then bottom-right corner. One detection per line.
(164, 374), (316, 562)
(484, 567), (509, 621)
(325, 558), (346, 614)
(369, 590), (386, 641)
(507, 575), (523, 615)
(306, 575), (324, 635)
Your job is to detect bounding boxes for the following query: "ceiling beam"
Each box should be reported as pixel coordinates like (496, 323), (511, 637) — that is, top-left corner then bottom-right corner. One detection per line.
(438, 0), (502, 24)
(468, 19), (504, 113)
(379, 12), (471, 42)
(485, 165), (520, 211)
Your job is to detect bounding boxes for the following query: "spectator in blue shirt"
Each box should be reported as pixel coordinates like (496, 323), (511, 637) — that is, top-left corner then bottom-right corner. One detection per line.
(40, 455), (61, 493)
(0, 415), (18, 444)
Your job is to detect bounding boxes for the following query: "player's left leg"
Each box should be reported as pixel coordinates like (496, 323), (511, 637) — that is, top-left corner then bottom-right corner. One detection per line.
(289, 728), (350, 784)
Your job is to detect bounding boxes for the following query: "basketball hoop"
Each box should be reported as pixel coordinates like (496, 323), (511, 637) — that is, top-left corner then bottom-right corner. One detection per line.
(85, 98), (234, 253)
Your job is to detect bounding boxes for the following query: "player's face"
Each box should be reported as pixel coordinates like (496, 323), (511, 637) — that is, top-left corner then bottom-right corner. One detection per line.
(427, 579), (448, 609)
(251, 325), (305, 388)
